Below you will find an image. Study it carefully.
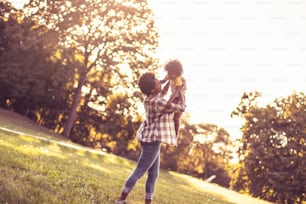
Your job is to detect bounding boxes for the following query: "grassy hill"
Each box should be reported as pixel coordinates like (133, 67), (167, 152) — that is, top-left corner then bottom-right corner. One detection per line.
(0, 108), (272, 204)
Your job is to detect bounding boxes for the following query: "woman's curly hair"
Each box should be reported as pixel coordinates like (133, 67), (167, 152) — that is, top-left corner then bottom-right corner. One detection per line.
(138, 72), (156, 96)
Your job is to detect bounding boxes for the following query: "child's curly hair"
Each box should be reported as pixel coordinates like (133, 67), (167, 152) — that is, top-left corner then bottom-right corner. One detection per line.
(164, 59), (183, 76)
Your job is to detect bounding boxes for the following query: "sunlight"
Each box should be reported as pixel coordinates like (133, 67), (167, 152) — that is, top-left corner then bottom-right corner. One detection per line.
(84, 163), (113, 174)
(0, 126), (110, 159)
(8, 0), (29, 9)
(19, 135), (41, 143)
(2, 135), (67, 160)
(147, 0), (306, 142)
(118, 63), (133, 78)
(193, 134), (204, 143)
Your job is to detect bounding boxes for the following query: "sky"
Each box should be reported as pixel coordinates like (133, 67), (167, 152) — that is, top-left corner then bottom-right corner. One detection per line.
(147, 0), (306, 138)
(9, 0), (306, 139)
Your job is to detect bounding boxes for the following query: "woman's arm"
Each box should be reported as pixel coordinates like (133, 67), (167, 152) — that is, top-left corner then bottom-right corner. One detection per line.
(160, 75), (169, 84)
(161, 81), (170, 97)
(157, 96), (186, 113)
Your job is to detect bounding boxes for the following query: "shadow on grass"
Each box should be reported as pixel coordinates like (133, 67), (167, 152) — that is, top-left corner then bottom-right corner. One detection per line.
(0, 108), (67, 141)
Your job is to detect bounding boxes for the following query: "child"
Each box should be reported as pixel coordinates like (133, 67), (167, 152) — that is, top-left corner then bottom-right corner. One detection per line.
(160, 59), (186, 137)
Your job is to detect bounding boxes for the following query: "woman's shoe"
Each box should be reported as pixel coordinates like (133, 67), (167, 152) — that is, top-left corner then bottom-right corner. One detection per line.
(115, 200), (126, 204)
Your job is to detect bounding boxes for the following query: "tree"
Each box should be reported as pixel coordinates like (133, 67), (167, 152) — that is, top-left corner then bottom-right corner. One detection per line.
(25, 0), (159, 137)
(0, 2), (74, 120)
(1, 0), (159, 155)
(232, 91), (306, 203)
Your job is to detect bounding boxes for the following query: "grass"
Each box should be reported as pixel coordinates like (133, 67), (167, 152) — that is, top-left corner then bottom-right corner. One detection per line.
(0, 108), (272, 204)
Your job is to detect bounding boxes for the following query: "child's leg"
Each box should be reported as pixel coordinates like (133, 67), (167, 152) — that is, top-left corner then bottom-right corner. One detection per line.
(173, 112), (182, 136)
(172, 97), (182, 136)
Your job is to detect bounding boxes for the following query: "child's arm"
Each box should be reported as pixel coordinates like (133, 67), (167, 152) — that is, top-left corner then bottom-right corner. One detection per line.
(160, 75), (169, 84)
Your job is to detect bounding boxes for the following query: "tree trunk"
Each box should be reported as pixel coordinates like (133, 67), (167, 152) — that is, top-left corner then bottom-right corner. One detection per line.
(62, 73), (86, 138)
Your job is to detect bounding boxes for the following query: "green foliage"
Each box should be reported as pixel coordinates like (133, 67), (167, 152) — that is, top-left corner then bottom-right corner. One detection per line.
(0, 3), (75, 121)
(232, 91), (306, 204)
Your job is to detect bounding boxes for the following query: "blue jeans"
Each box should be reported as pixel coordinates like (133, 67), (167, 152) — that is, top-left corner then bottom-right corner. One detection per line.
(122, 142), (161, 200)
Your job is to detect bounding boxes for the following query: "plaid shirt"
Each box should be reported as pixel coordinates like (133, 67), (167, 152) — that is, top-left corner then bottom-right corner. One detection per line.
(136, 93), (186, 146)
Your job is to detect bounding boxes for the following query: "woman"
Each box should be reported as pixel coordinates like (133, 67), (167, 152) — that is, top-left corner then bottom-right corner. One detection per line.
(116, 72), (186, 204)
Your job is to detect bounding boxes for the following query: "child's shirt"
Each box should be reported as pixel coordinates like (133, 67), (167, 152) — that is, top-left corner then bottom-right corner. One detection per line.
(175, 76), (183, 87)
(170, 76), (186, 98)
